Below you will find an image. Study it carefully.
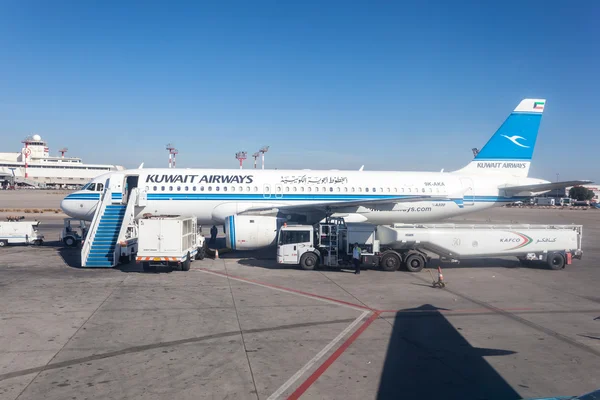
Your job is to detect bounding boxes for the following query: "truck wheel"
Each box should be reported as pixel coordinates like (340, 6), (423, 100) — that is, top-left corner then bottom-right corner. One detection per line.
(0, 240), (7, 247)
(33, 239), (43, 246)
(300, 253), (318, 270)
(405, 253), (426, 272)
(63, 237), (76, 247)
(182, 252), (191, 271)
(380, 252), (400, 272)
(196, 247), (205, 260)
(547, 253), (566, 270)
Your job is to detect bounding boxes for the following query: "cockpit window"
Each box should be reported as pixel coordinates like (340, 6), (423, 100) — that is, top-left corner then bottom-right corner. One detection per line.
(97, 183), (104, 192)
(85, 183), (96, 191)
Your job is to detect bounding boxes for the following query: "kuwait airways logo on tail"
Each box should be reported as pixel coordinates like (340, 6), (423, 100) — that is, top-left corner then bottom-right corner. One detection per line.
(501, 135), (530, 148)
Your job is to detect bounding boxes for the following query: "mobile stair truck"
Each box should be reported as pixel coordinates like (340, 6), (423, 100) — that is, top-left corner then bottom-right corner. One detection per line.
(0, 220), (44, 247)
(136, 216), (206, 272)
(277, 218), (583, 272)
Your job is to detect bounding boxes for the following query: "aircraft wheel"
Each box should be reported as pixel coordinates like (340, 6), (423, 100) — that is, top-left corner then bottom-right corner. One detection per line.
(380, 252), (400, 271)
(405, 253), (426, 272)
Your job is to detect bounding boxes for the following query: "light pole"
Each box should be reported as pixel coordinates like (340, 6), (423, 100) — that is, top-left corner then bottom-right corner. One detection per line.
(252, 152), (260, 169)
(556, 173), (560, 198)
(259, 146), (269, 169)
(236, 151), (247, 169)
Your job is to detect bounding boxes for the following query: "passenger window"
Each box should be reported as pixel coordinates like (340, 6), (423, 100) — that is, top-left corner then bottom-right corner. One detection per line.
(307, 187), (312, 192)
(185, 186), (189, 191)
(300, 187), (304, 192)
(208, 186), (212, 191)
(285, 187), (290, 192)
(200, 186), (204, 191)
(169, 186), (173, 191)
(329, 187), (333, 192)
(336, 187), (340, 192)
(153, 186), (157, 191)
(177, 186), (181, 191)
(161, 186), (165, 191)
(223, 186), (227, 191)
(365, 188), (369, 192)
(293, 187), (297, 192)
(193, 186), (196, 191)
(277, 186), (281, 193)
(253, 186), (258, 192)
(216, 186), (220, 191)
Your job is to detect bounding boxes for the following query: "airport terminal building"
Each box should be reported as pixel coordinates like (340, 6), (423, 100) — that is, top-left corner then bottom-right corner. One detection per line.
(0, 135), (124, 188)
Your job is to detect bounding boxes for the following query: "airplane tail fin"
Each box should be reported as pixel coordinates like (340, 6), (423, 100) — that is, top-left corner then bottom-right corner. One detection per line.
(453, 99), (545, 178)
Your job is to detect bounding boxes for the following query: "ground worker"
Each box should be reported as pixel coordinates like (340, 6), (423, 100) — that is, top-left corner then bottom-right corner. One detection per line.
(210, 225), (218, 244)
(352, 242), (361, 275)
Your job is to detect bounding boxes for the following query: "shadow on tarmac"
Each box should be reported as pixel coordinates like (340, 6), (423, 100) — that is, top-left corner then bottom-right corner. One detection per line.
(377, 304), (520, 400)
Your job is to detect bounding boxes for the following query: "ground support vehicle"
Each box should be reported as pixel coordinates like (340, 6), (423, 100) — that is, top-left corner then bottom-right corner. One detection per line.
(60, 218), (88, 247)
(0, 220), (44, 246)
(277, 219), (583, 272)
(136, 216), (205, 272)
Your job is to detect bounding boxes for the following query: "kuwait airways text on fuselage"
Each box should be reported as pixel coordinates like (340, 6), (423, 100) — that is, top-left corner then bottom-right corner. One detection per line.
(146, 174), (255, 184)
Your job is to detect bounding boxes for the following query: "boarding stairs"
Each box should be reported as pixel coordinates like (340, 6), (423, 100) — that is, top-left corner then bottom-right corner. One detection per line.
(81, 187), (143, 267)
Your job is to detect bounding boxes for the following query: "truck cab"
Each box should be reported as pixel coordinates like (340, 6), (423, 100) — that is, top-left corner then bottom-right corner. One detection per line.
(277, 219), (380, 270)
(277, 225), (315, 267)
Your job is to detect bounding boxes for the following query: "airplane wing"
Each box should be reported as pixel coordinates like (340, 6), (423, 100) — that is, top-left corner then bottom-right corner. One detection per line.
(501, 180), (593, 195)
(237, 194), (458, 216)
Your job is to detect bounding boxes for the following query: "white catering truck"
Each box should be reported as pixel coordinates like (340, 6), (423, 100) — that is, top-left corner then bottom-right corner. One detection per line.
(277, 218), (583, 272)
(0, 220), (44, 247)
(136, 216), (206, 272)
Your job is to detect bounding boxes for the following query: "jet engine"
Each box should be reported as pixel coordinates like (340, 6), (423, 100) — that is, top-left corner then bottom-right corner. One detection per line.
(224, 215), (287, 250)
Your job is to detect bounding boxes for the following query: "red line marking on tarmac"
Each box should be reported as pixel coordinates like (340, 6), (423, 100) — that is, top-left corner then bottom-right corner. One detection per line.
(197, 268), (374, 311)
(286, 311), (381, 400)
(377, 307), (534, 314)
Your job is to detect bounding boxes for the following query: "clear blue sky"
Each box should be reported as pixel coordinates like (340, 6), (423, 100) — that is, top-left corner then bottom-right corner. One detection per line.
(0, 0), (598, 183)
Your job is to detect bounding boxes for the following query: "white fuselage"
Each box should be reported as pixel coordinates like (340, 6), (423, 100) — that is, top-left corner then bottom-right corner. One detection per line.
(60, 168), (546, 225)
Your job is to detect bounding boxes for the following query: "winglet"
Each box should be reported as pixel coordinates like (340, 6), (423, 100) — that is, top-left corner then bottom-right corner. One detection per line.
(138, 162), (144, 169)
(359, 165), (364, 171)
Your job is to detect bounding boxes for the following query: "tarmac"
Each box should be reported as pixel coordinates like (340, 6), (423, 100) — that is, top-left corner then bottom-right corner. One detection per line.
(1, 192), (599, 400)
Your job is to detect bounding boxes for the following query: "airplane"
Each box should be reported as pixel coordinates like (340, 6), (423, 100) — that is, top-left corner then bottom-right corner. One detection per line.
(61, 98), (591, 250)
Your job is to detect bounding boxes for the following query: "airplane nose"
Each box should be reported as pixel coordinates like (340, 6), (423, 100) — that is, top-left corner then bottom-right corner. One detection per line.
(60, 198), (77, 217)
